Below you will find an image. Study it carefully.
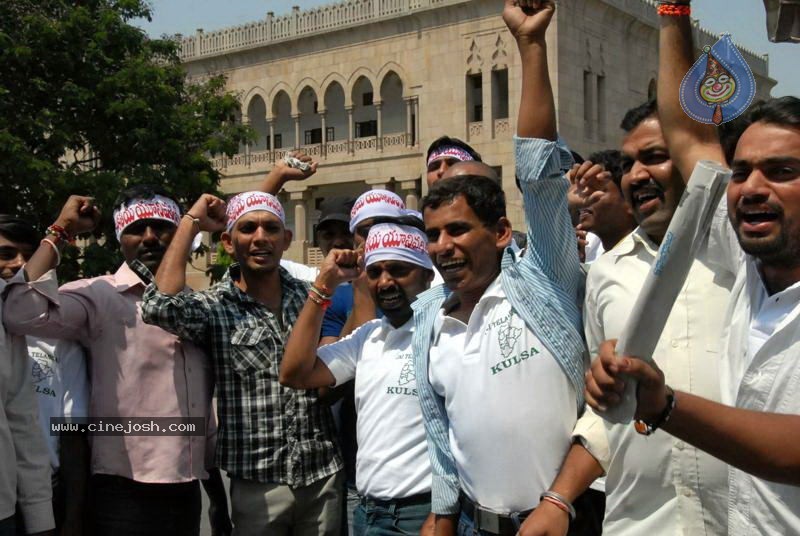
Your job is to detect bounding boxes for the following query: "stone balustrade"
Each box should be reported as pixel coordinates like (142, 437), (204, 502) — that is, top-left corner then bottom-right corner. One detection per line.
(181, 0), (464, 60)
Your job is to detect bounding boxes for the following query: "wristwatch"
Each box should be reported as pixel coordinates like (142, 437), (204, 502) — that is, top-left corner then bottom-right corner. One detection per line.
(634, 386), (676, 436)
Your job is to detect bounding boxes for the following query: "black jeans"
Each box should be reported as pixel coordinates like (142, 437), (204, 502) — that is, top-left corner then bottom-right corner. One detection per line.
(90, 474), (201, 536)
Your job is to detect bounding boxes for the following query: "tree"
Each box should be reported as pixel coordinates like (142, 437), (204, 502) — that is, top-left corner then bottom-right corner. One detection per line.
(0, 0), (253, 278)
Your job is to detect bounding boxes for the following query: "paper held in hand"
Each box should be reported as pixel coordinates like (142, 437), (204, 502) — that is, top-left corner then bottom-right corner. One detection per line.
(599, 160), (732, 425)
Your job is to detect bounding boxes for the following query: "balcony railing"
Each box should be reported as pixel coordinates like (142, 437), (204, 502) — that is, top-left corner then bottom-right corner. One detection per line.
(211, 131), (416, 171)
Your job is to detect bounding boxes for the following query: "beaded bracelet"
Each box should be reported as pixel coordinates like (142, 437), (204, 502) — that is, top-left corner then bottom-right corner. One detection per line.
(46, 223), (73, 244)
(657, 3), (691, 16)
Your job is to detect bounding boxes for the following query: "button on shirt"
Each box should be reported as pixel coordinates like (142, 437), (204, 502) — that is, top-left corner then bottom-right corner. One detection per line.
(141, 265), (341, 486)
(4, 264), (212, 483)
(576, 226), (734, 535)
(318, 318), (431, 500)
(429, 276), (576, 513)
(413, 136), (586, 515)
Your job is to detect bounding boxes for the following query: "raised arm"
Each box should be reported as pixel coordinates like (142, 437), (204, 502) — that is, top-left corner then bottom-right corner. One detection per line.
(657, 8), (726, 179)
(504, 0), (556, 140)
(153, 194), (226, 296)
(279, 249), (360, 389)
(258, 150), (318, 195)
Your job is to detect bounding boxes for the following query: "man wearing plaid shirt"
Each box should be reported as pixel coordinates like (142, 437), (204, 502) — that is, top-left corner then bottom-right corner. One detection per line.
(141, 191), (343, 536)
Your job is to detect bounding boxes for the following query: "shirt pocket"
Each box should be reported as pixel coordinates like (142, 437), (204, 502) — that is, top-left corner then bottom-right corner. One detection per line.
(230, 325), (278, 376)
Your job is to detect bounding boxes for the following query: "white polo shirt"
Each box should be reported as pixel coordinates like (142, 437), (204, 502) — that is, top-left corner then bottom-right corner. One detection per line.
(428, 276), (577, 513)
(318, 318), (431, 500)
(26, 336), (89, 473)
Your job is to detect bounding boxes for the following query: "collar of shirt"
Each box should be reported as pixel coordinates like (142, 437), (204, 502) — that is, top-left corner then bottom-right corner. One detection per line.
(608, 227), (658, 258)
(117, 260), (153, 292)
(217, 263), (308, 306)
(371, 316), (414, 341)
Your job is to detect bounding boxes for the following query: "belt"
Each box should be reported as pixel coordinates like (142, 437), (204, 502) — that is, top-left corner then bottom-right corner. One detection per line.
(459, 493), (533, 535)
(358, 492), (432, 509)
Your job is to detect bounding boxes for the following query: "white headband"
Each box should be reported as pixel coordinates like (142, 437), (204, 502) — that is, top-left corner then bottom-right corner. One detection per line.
(113, 195), (181, 241)
(349, 190), (406, 233)
(226, 191), (285, 232)
(364, 223), (432, 271)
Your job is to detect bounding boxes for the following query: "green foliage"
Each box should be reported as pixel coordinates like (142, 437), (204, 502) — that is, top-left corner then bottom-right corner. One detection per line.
(0, 0), (254, 279)
(206, 241), (233, 284)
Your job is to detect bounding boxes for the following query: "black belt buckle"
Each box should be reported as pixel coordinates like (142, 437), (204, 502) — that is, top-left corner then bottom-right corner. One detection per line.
(459, 493), (530, 535)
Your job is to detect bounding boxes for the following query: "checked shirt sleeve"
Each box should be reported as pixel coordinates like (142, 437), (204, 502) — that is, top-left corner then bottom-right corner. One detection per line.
(141, 283), (212, 344)
(514, 136), (581, 300)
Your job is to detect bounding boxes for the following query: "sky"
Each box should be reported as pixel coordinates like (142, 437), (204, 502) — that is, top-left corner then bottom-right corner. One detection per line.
(135, 0), (798, 97)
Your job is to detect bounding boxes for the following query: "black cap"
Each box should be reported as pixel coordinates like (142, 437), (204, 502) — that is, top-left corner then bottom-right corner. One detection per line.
(317, 196), (355, 227)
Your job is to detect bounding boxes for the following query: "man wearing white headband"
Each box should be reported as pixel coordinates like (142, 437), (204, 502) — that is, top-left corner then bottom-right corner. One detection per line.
(141, 191), (344, 535)
(425, 136), (481, 187)
(4, 188), (229, 536)
(280, 223), (435, 536)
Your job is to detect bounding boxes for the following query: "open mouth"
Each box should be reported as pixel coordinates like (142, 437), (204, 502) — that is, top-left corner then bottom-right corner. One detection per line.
(377, 290), (404, 307)
(249, 250), (273, 263)
(632, 187), (663, 214)
(437, 258), (467, 276)
(738, 209), (780, 234)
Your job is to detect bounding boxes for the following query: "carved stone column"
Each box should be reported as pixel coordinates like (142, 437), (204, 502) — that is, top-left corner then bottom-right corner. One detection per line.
(293, 114), (301, 149)
(268, 119), (275, 162)
(404, 97), (413, 147)
(375, 101), (383, 153)
(320, 111), (327, 159)
(346, 105), (355, 155)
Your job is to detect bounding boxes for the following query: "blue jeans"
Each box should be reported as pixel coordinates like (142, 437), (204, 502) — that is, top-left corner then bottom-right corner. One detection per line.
(352, 498), (430, 535)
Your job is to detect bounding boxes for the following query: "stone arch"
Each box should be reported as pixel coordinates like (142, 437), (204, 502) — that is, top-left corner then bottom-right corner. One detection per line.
(320, 72), (348, 112)
(296, 84), (322, 146)
(293, 77), (322, 108)
(377, 62), (409, 98)
(271, 89), (294, 150)
(323, 79), (347, 142)
(350, 73), (377, 138)
(268, 82), (295, 118)
(347, 67), (377, 107)
(379, 71), (405, 136)
(241, 86), (269, 115)
(246, 94), (269, 151)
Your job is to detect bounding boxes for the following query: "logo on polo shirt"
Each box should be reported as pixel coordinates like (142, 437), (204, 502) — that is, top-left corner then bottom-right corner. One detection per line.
(490, 322), (540, 376)
(386, 352), (417, 396)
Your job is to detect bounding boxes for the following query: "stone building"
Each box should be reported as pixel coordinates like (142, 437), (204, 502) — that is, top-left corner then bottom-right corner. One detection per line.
(178, 0), (774, 276)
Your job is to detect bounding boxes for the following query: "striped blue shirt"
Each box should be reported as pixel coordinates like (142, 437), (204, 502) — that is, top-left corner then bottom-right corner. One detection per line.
(412, 136), (587, 514)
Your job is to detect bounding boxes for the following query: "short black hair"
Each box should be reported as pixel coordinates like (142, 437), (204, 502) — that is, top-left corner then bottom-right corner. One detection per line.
(112, 184), (180, 211)
(426, 136), (482, 162)
(422, 175), (505, 227)
(588, 149), (625, 192)
(0, 215), (40, 249)
(620, 99), (658, 133)
(721, 96), (800, 164)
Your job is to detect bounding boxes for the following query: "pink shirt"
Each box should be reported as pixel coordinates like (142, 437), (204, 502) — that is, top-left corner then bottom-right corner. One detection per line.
(4, 264), (213, 483)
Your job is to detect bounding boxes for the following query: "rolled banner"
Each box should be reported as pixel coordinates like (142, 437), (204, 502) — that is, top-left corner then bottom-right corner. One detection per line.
(599, 160), (731, 424)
